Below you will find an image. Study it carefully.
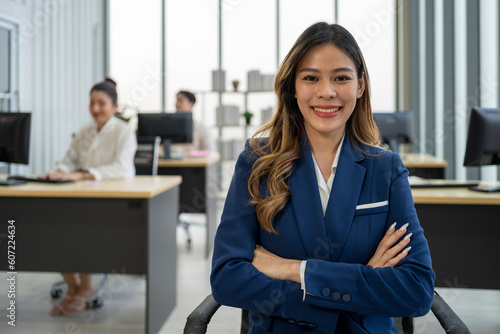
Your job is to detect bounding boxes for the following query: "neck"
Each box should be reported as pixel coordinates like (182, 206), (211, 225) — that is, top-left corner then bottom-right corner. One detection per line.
(306, 127), (344, 157)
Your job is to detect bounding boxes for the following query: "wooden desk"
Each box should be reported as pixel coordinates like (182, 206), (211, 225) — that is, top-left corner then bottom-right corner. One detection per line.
(411, 183), (500, 289)
(0, 176), (181, 334)
(136, 155), (220, 257)
(401, 153), (448, 179)
(157, 155), (220, 168)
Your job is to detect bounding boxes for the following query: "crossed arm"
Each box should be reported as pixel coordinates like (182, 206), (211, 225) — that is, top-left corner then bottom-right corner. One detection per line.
(252, 221), (412, 283)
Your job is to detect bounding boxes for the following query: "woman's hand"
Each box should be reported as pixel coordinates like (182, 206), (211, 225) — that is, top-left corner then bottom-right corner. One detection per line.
(39, 171), (90, 181)
(367, 222), (412, 269)
(38, 171), (67, 180)
(252, 246), (301, 283)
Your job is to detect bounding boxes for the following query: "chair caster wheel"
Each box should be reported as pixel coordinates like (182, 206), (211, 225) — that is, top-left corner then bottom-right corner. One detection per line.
(51, 288), (63, 299)
(187, 238), (192, 249)
(93, 297), (103, 309)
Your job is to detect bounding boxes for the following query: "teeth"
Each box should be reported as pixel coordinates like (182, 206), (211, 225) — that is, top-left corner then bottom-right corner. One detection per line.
(313, 107), (340, 113)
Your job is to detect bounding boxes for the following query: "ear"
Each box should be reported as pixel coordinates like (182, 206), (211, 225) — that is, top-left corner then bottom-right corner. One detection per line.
(357, 75), (366, 99)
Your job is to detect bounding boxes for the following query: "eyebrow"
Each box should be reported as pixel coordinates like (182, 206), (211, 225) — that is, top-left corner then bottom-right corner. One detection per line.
(298, 67), (355, 74)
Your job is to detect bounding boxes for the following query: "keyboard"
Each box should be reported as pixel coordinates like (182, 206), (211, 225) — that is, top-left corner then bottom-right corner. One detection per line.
(409, 176), (480, 189)
(0, 179), (27, 186)
(6, 175), (75, 184)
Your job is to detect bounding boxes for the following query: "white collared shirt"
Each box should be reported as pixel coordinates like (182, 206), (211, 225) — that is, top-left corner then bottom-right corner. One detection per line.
(171, 119), (217, 155)
(55, 116), (137, 180)
(300, 135), (345, 298)
(311, 135), (345, 215)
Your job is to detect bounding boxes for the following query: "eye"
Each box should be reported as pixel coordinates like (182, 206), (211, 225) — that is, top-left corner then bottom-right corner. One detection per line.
(335, 75), (351, 82)
(302, 75), (318, 82)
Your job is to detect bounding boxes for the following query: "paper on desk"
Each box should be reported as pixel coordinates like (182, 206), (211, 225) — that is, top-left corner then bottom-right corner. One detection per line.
(408, 176), (431, 185)
(83, 181), (103, 186)
(188, 150), (214, 158)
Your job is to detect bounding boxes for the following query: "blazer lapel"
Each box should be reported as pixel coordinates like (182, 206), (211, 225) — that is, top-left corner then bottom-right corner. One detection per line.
(324, 136), (366, 262)
(288, 138), (330, 260)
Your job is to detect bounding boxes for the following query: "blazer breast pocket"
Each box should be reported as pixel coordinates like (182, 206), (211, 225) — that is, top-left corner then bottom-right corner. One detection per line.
(354, 200), (389, 216)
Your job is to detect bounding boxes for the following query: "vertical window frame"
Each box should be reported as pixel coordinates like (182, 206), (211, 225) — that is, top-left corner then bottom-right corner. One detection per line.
(0, 16), (19, 112)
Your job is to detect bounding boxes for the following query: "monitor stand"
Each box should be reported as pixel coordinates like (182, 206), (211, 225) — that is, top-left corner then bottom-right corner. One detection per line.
(162, 139), (172, 159)
(468, 185), (500, 193)
(388, 138), (399, 153)
(0, 163), (27, 185)
(0, 178), (27, 186)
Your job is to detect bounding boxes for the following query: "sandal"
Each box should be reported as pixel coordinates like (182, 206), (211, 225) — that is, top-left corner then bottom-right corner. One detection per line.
(62, 295), (91, 316)
(50, 295), (73, 316)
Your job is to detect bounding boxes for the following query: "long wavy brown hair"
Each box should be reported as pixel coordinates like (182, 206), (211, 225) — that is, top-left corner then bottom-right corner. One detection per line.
(248, 22), (380, 234)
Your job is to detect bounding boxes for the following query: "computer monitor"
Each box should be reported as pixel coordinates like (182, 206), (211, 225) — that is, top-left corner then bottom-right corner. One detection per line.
(0, 112), (31, 165)
(137, 112), (193, 144)
(373, 111), (414, 153)
(463, 107), (500, 192)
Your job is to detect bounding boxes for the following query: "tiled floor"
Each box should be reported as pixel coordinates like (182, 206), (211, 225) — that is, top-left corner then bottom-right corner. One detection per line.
(1, 222), (499, 333)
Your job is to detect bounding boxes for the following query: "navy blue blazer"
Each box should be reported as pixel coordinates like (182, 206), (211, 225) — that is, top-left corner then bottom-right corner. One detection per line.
(211, 136), (435, 334)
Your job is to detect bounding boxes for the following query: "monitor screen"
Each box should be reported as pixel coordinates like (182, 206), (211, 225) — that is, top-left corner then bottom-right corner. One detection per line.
(137, 112), (193, 144)
(463, 107), (500, 166)
(0, 112), (31, 165)
(373, 111), (414, 152)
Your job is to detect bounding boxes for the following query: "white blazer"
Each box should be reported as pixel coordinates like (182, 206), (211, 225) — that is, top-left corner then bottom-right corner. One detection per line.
(56, 116), (137, 180)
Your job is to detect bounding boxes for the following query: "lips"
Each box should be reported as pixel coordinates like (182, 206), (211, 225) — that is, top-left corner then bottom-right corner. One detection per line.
(311, 106), (342, 118)
(312, 107), (340, 113)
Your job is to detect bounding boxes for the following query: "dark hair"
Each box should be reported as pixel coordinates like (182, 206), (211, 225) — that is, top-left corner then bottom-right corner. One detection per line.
(248, 22), (380, 234)
(91, 77), (118, 104)
(177, 90), (196, 104)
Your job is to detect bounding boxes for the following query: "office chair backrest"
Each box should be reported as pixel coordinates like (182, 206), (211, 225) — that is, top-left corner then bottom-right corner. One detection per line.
(183, 292), (471, 334)
(135, 136), (161, 176)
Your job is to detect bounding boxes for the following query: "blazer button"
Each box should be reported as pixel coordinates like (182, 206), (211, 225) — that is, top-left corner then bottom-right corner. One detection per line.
(343, 294), (352, 302)
(332, 292), (341, 301)
(322, 288), (331, 297)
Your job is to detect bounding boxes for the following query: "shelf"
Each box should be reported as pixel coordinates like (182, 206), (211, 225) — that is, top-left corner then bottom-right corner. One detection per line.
(197, 90), (274, 95)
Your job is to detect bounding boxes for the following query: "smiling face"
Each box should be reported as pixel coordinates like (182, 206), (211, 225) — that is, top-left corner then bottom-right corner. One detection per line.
(294, 43), (365, 142)
(89, 90), (117, 128)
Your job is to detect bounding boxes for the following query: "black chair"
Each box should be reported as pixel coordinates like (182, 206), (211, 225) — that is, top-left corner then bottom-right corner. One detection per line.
(135, 136), (162, 176)
(183, 291), (471, 334)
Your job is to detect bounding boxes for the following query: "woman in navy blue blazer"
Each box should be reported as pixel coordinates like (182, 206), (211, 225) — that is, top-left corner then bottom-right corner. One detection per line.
(211, 22), (435, 333)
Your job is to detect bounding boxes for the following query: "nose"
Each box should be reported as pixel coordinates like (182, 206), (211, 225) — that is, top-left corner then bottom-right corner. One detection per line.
(317, 81), (336, 99)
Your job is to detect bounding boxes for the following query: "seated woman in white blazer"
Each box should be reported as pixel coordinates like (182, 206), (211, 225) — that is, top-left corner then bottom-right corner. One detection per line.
(211, 23), (435, 333)
(43, 78), (137, 316)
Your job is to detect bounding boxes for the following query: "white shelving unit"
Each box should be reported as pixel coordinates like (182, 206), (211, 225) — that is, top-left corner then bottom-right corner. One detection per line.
(198, 89), (276, 160)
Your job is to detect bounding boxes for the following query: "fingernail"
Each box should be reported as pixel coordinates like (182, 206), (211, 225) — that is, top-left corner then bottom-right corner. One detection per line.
(390, 222), (397, 230)
(404, 232), (413, 241)
(399, 223), (409, 231)
(403, 246), (412, 254)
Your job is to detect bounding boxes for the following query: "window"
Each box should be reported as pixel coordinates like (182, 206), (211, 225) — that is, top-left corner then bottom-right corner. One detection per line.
(109, 0), (163, 112)
(279, 0), (336, 61)
(0, 18), (19, 112)
(165, 0), (218, 118)
(338, 0), (396, 111)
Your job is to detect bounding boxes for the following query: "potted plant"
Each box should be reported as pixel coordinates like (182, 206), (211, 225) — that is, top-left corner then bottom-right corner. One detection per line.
(243, 110), (253, 126)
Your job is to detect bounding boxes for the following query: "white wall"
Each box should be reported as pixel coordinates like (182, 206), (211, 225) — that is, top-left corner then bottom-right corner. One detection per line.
(0, 0), (106, 175)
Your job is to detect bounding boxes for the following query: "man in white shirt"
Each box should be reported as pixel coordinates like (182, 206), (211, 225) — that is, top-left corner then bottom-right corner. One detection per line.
(171, 90), (216, 155)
